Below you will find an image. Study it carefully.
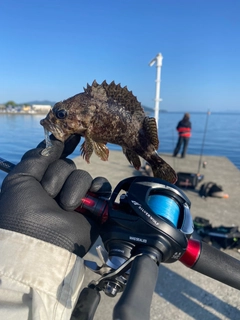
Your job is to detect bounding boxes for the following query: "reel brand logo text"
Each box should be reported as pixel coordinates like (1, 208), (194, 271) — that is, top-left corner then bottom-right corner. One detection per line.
(131, 200), (159, 226)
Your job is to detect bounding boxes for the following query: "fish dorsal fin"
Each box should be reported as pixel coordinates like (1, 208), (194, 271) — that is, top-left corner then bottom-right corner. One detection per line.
(83, 80), (107, 100)
(143, 117), (159, 149)
(84, 80), (145, 116)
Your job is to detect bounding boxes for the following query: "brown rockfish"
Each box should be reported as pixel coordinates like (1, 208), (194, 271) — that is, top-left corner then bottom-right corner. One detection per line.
(40, 80), (177, 183)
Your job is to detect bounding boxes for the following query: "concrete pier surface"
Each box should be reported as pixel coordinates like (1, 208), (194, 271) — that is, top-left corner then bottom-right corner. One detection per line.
(74, 151), (240, 320)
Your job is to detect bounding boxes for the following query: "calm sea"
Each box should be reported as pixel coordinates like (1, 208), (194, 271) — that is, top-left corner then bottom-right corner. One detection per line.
(0, 112), (239, 184)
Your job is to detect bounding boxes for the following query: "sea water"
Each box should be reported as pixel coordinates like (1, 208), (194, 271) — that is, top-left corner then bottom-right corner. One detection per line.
(0, 112), (239, 184)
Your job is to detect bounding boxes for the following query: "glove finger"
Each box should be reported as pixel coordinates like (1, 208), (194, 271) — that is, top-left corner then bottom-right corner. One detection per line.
(61, 134), (81, 158)
(6, 139), (64, 182)
(37, 134), (81, 158)
(90, 177), (112, 198)
(41, 159), (76, 198)
(59, 169), (93, 211)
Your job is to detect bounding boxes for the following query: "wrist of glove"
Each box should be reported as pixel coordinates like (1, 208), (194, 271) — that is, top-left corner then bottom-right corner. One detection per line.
(0, 135), (111, 257)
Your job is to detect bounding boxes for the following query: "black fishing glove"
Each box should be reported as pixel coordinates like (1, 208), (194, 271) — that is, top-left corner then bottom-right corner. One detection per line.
(0, 135), (111, 257)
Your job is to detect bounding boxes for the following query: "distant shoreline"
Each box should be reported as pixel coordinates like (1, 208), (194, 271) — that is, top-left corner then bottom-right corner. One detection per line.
(0, 111), (48, 115)
(0, 110), (239, 115)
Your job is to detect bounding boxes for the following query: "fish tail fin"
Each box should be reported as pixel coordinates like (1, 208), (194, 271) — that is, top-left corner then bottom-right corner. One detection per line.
(122, 147), (141, 170)
(147, 152), (177, 184)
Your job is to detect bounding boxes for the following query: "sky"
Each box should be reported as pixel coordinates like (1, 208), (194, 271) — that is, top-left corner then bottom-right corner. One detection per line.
(1, 0), (240, 112)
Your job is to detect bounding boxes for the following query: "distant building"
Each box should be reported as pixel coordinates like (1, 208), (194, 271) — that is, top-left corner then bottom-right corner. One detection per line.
(0, 104), (6, 112)
(22, 105), (32, 112)
(31, 105), (52, 113)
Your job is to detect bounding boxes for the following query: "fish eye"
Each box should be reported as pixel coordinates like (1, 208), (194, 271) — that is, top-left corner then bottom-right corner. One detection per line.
(56, 109), (67, 119)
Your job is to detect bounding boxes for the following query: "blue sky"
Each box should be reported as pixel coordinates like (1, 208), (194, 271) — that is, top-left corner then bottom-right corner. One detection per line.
(1, 0), (240, 112)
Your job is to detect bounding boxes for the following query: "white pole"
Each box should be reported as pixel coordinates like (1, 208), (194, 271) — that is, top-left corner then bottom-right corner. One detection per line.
(149, 53), (163, 128)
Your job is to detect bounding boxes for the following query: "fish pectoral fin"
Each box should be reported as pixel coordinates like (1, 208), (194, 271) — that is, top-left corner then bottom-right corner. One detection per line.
(80, 138), (94, 163)
(143, 117), (159, 150)
(93, 142), (109, 161)
(122, 147), (141, 170)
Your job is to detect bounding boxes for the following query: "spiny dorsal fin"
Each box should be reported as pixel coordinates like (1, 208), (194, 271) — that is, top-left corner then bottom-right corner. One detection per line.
(143, 117), (159, 149)
(84, 80), (145, 116)
(84, 80), (106, 100)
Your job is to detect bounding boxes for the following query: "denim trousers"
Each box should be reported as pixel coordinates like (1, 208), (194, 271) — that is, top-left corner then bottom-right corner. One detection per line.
(173, 137), (190, 157)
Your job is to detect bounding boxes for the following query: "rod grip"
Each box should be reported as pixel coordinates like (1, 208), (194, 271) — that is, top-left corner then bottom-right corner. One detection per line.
(191, 241), (240, 290)
(71, 287), (101, 320)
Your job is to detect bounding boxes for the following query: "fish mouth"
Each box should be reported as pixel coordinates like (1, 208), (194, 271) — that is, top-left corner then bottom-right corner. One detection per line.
(40, 118), (69, 142)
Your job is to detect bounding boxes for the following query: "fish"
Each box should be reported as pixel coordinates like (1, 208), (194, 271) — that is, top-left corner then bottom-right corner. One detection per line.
(40, 80), (177, 184)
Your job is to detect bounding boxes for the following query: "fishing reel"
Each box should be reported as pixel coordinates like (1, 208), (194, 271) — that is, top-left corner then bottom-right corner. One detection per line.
(83, 176), (194, 297)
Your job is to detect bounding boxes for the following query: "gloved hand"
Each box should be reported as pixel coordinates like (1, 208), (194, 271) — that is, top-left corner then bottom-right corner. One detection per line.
(0, 135), (111, 257)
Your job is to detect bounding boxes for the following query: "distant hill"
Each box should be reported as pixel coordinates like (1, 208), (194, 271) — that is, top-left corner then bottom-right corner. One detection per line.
(142, 105), (153, 113)
(23, 100), (56, 107)
(142, 105), (168, 114)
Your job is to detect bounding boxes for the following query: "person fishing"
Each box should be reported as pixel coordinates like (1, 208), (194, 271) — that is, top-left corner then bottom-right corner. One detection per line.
(173, 113), (192, 158)
(0, 135), (112, 320)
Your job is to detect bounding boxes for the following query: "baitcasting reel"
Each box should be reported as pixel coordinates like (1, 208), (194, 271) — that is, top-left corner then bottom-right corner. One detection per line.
(82, 176), (194, 297)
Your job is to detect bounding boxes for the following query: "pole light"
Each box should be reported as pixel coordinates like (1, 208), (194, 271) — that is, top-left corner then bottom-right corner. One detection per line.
(149, 53), (163, 128)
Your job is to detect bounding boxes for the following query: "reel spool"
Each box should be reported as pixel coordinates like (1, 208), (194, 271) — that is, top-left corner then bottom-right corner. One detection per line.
(147, 195), (180, 227)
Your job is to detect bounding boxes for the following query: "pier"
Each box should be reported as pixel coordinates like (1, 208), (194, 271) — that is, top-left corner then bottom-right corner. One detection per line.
(74, 152), (240, 320)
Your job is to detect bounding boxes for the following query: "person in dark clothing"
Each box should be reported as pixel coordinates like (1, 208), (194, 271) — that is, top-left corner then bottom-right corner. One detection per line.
(173, 113), (192, 158)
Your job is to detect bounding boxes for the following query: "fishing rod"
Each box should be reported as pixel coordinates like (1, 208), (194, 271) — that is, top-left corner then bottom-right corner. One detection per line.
(197, 110), (211, 175)
(0, 157), (16, 174)
(1, 153), (240, 320)
(172, 128), (176, 172)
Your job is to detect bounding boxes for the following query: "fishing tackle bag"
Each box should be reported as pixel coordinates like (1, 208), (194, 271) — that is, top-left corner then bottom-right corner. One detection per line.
(176, 172), (204, 189)
(193, 217), (240, 250)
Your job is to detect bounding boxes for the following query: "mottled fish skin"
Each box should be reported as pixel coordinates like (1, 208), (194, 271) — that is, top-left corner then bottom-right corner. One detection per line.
(40, 80), (177, 184)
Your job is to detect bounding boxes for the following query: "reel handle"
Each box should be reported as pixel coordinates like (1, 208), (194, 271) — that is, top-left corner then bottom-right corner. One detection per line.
(113, 254), (159, 320)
